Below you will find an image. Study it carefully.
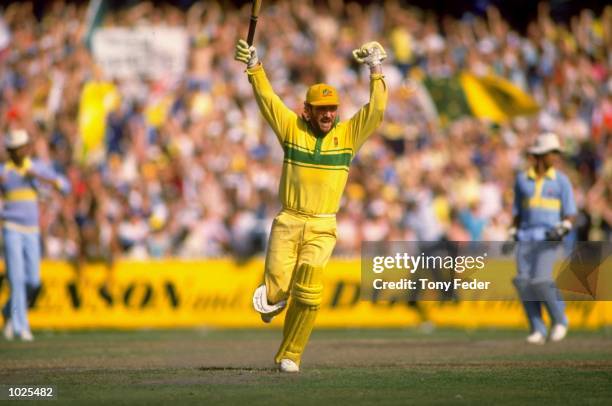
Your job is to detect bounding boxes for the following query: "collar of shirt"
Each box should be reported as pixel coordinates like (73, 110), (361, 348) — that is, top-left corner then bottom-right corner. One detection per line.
(527, 166), (556, 180)
(5, 157), (32, 175)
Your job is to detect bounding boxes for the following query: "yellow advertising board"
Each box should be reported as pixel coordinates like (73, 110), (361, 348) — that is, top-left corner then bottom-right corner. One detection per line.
(0, 259), (610, 329)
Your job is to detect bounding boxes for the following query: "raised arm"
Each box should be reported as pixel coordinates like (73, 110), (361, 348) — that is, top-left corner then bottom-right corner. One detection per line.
(235, 39), (297, 144)
(347, 41), (389, 152)
(27, 160), (71, 195)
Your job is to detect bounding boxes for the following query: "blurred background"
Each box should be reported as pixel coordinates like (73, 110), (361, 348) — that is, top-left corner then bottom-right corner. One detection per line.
(0, 0), (610, 268)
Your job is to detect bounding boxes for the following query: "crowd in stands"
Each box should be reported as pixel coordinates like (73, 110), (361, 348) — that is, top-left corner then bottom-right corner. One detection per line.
(0, 1), (610, 262)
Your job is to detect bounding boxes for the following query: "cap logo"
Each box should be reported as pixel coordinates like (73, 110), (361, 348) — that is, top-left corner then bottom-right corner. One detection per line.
(322, 88), (332, 97)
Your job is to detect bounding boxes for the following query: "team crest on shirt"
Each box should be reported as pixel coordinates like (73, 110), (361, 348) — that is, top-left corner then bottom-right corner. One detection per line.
(333, 137), (338, 147)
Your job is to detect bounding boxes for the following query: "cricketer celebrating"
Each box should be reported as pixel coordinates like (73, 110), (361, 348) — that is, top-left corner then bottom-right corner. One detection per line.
(511, 133), (576, 345)
(1, 129), (70, 341)
(235, 39), (388, 372)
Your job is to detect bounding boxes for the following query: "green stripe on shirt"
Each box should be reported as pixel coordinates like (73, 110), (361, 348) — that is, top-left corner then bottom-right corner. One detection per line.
(284, 145), (352, 167)
(283, 159), (350, 172)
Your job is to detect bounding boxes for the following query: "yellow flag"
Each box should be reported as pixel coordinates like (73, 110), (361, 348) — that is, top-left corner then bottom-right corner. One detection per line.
(77, 81), (119, 164)
(459, 72), (539, 123)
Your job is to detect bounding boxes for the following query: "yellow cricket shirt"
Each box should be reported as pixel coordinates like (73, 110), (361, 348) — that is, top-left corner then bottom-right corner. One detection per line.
(247, 64), (388, 215)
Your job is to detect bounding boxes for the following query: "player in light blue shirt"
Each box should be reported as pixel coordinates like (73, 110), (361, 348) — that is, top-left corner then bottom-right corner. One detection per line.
(1, 129), (70, 341)
(510, 133), (577, 344)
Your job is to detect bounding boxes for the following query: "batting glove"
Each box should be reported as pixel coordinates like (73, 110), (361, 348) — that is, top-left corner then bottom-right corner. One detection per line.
(501, 227), (518, 255)
(234, 39), (259, 68)
(545, 220), (572, 241)
(352, 41), (387, 68)
(507, 227), (518, 241)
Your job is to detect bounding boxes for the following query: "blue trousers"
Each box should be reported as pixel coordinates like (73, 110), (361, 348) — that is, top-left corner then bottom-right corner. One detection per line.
(2, 227), (41, 334)
(513, 241), (567, 335)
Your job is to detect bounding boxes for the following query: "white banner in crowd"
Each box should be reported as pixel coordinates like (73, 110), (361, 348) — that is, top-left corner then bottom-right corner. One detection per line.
(92, 27), (188, 79)
(0, 16), (10, 51)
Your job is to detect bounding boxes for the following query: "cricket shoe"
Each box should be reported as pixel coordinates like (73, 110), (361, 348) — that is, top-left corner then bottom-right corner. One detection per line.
(525, 331), (546, 345)
(3, 319), (14, 341)
(279, 359), (299, 373)
(549, 324), (568, 342)
(19, 330), (34, 342)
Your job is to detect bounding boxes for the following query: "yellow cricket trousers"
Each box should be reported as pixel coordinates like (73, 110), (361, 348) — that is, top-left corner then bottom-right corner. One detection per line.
(264, 209), (337, 305)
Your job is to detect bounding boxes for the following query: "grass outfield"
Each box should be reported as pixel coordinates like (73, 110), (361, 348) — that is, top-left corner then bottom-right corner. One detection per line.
(1, 328), (611, 405)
